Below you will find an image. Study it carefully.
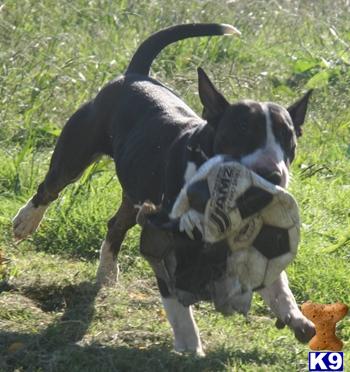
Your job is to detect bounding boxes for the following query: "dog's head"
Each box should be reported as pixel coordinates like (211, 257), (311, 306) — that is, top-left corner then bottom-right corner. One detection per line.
(198, 67), (312, 188)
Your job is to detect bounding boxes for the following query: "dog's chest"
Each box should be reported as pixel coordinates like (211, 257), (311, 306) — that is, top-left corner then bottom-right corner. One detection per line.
(184, 142), (210, 181)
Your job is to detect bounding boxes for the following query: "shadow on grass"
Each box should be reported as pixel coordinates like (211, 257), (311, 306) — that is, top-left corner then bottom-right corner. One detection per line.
(0, 281), (99, 369)
(0, 281), (279, 372)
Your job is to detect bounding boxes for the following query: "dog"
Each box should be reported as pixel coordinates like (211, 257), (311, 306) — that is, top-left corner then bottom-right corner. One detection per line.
(13, 23), (315, 355)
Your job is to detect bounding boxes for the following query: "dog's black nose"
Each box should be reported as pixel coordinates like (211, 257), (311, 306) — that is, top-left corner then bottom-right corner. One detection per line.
(257, 170), (282, 185)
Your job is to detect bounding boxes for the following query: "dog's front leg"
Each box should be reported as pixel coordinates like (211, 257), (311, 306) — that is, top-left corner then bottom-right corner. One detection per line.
(258, 271), (315, 343)
(162, 297), (205, 356)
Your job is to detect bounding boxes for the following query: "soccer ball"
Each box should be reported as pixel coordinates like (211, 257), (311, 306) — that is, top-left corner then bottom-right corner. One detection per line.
(170, 155), (300, 310)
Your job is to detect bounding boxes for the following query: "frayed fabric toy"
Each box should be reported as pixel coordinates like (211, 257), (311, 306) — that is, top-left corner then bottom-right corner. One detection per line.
(138, 155), (300, 315)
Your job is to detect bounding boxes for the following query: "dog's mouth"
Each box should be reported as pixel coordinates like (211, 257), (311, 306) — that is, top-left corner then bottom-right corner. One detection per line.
(238, 155), (289, 189)
(223, 154), (289, 188)
(257, 170), (283, 186)
(252, 167), (289, 189)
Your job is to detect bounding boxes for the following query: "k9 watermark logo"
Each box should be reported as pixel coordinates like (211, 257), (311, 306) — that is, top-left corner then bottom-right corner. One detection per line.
(308, 352), (343, 371)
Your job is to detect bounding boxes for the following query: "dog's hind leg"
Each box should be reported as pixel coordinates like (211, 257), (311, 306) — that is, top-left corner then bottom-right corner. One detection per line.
(96, 193), (137, 285)
(13, 102), (106, 241)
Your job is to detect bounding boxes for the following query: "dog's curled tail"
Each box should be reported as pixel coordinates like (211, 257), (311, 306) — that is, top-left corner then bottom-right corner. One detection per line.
(126, 23), (240, 76)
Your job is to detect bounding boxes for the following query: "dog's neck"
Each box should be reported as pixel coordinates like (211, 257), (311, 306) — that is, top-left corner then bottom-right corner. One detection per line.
(187, 124), (215, 164)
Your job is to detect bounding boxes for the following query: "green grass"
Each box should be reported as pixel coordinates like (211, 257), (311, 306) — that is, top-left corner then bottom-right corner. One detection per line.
(1, 0), (350, 370)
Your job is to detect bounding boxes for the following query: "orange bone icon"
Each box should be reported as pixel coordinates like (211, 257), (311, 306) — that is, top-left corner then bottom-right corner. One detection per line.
(301, 302), (348, 351)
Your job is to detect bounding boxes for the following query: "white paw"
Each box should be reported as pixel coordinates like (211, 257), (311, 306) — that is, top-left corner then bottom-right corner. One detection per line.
(13, 200), (47, 241)
(96, 263), (119, 286)
(96, 241), (119, 286)
(289, 313), (316, 343)
(195, 348), (206, 358)
(174, 342), (205, 357)
(278, 312), (316, 344)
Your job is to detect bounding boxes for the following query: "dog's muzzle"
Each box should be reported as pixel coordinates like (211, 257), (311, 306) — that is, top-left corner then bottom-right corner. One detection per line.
(256, 169), (282, 186)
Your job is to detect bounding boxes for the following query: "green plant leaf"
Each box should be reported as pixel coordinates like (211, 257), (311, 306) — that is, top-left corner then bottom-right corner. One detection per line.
(293, 59), (319, 73)
(306, 70), (329, 88)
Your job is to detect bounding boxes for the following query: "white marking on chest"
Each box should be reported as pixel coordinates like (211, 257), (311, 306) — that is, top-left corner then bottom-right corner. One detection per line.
(184, 161), (197, 182)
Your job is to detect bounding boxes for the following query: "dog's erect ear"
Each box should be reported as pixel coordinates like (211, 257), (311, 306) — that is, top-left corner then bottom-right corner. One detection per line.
(287, 90), (313, 137)
(198, 67), (229, 125)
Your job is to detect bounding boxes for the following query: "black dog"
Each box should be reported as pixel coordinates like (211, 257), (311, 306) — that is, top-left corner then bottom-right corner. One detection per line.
(13, 23), (315, 355)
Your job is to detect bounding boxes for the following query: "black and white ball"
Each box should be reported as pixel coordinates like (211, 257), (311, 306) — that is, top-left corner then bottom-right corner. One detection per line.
(171, 155), (300, 292)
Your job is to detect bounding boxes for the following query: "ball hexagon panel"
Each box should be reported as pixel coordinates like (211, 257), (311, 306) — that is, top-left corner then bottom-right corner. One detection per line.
(236, 186), (274, 219)
(253, 224), (291, 259)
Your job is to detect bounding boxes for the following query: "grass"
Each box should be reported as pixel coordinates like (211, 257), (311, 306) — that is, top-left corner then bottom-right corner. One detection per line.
(0, 0), (350, 370)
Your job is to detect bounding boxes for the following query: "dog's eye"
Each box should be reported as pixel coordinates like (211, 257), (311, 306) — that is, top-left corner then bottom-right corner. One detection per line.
(281, 126), (293, 146)
(289, 141), (295, 155)
(284, 128), (296, 162)
(288, 144), (296, 164)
